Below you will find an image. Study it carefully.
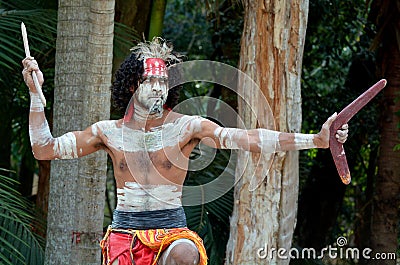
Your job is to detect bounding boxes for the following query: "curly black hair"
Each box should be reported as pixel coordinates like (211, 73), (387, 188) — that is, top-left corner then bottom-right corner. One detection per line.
(111, 39), (182, 115)
(111, 53), (143, 114)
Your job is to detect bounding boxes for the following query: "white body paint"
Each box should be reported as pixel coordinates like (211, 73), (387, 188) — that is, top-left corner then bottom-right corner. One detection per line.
(293, 133), (316, 150)
(214, 127), (282, 153)
(116, 182), (182, 212)
(258, 129), (281, 153)
(214, 127), (249, 149)
(53, 132), (79, 159)
(93, 116), (204, 153)
(29, 120), (52, 147)
(30, 92), (44, 112)
(29, 91), (79, 159)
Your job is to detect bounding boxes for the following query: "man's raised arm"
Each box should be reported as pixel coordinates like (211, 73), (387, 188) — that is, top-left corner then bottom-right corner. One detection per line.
(22, 57), (104, 160)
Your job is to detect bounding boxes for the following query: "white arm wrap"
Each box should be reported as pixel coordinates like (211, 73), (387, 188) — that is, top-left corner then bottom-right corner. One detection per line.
(29, 120), (52, 147)
(258, 129), (281, 153)
(293, 133), (316, 150)
(29, 92), (78, 159)
(53, 132), (79, 159)
(29, 91), (52, 149)
(30, 92), (44, 112)
(214, 127), (281, 153)
(214, 127), (241, 149)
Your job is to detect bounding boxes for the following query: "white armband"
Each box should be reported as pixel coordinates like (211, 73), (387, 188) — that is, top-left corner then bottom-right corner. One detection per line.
(214, 127), (245, 149)
(29, 120), (52, 147)
(29, 121), (78, 159)
(30, 92), (44, 112)
(258, 129), (280, 153)
(53, 132), (79, 159)
(293, 133), (316, 150)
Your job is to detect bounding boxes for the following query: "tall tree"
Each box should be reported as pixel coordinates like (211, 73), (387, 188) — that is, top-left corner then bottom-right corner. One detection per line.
(45, 1), (114, 264)
(369, 0), (400, 263)
(148, 0), (167, 39)
(113, 0), (150, 72)
(225, 0), (308, 264)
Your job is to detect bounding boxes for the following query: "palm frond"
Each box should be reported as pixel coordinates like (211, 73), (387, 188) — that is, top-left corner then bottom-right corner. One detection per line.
(114, 21), (141, 60)
(0, 169), (45, 265)
(183, 145), (234, 264)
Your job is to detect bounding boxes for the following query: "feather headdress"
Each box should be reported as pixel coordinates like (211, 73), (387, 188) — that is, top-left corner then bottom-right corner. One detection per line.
(130, 37), (182, 65)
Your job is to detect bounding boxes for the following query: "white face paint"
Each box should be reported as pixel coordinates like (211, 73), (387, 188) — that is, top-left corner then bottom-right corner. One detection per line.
(135, 76), (168, 115)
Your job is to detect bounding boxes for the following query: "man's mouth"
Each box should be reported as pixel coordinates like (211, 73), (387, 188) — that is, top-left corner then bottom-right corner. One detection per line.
(149, 95), (164, 99)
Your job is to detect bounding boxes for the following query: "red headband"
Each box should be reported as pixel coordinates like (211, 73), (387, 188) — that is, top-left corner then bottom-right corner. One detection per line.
(143, 58), (168, 78)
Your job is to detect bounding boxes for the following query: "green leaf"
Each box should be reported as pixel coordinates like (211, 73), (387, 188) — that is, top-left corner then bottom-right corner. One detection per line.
(0, 171), (45, 265)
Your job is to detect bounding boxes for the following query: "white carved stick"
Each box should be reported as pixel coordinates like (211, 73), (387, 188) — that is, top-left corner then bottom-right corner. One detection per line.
(21, 22), (46, 106)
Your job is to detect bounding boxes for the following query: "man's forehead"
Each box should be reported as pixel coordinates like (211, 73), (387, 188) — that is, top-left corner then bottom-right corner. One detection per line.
(143, 58), (168, 78)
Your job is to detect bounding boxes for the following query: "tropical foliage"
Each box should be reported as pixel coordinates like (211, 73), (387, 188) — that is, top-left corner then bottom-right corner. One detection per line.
(0, 0), (398, 264)
(0, 169), (45, 265)
(0, 2), (56, 263)
(297, 0), (383, 251)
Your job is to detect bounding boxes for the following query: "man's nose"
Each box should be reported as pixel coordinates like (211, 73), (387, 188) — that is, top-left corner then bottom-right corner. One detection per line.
(152, 81), (162, 92)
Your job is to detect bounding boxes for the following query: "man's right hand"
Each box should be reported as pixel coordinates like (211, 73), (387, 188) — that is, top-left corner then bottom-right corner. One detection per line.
(22, 56), (44, 92)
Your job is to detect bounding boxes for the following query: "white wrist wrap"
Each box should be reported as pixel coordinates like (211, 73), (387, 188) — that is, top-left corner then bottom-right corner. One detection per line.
(293, 133), (316, 150)
(30, 92), (44, 112)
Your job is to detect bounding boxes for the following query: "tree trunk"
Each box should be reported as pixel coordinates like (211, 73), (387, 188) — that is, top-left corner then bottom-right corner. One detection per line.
(36, 160), (50, 215)
(114, 0), (151, 37)
(369, 1), (400, 263)
(45, 1), (114, 264)
(148, 0), (167, 40)
(113, 0), (151, 73)
(372, 54), (400, 263)
(225, 0), (308, 264)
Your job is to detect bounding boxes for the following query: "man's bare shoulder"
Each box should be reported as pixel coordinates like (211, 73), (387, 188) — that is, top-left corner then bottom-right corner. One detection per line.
(91, 119), (123, 136)
(165, 111), (206, 125)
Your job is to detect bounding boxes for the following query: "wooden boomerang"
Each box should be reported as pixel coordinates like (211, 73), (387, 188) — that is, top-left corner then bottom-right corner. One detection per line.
(329, 79), (387, 185)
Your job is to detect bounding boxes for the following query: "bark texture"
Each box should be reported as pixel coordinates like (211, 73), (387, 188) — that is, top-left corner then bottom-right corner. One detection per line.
(225, 0), (308, 264)
(44, 1), (113, 264)
(370, 1), (400, 263)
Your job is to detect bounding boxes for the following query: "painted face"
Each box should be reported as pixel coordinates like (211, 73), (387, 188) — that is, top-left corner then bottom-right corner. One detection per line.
(136, 76), (168, 114)
(135, 58), (169, 115)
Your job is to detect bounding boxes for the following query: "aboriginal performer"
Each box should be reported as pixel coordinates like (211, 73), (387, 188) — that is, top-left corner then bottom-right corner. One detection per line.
(22, 38), (349, 265)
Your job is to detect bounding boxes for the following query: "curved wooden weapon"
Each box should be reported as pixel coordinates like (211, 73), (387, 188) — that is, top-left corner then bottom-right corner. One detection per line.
(329, 79), (387, 185)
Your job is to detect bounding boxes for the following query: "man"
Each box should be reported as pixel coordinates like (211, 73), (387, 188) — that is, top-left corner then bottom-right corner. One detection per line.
(22, 38), (348, 265)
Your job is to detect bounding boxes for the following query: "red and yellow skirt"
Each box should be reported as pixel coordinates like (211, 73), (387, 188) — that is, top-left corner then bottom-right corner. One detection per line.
(100, 226), (207, 265)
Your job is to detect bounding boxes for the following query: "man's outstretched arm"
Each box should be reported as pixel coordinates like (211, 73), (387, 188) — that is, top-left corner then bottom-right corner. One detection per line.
(22, 57), (104, 160)
(193, 113), (348, 153)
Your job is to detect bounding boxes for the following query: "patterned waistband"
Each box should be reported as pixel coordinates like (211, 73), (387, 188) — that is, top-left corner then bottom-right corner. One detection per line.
(111, 207), (187, 230)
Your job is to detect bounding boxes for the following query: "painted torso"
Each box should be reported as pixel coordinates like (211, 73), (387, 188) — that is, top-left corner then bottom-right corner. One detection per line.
(92, 112), (203, 211)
